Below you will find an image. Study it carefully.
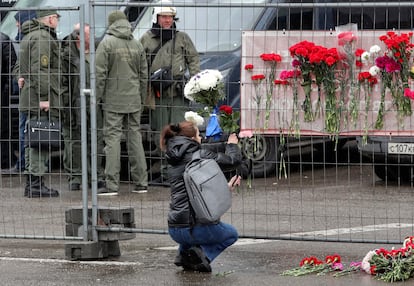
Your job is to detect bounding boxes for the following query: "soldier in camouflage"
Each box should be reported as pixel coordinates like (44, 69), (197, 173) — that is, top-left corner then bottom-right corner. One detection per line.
(61, 23), (106, 191)
(18, 9), (61, 198)
(139, 0), (200, 186)
(96, 11), (148, 195)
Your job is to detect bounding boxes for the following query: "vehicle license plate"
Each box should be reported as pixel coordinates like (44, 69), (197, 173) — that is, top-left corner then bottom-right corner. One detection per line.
(388, 143), (414, 155)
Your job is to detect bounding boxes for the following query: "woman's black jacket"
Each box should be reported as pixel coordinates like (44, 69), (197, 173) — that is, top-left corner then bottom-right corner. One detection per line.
(165, 136), (242, 227)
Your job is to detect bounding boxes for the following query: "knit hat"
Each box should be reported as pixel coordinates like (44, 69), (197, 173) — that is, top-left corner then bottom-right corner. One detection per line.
(14, 10), (36, 24)
(37, 9), (60, 19)
(108, 10), (127, 26)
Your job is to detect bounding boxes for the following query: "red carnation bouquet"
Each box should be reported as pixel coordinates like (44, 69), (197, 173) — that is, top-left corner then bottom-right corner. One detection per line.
(281, 254), (342, 276)
(246, 52), (282, 130)
(218, 105), (240, 134)
(361, 237), (414, 282)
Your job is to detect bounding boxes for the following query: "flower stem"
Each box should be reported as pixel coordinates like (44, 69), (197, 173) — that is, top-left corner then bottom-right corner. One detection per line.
(302, 81), (314, 122)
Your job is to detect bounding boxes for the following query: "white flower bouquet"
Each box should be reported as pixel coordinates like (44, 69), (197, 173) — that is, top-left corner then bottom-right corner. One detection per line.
(184, 111), (204, 126)
(184, 69), (225, 107)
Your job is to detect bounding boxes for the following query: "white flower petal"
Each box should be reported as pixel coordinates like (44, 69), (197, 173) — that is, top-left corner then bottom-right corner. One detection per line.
(361, 51), (370, 62)
(361, 250), (376, 274)
(184, 111), (205, 126)
(369, 65), (380, 76)
(369, 45), (381, 54)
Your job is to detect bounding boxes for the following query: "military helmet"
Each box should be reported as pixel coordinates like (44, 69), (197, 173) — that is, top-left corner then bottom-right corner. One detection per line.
(152, 0), (177, 24)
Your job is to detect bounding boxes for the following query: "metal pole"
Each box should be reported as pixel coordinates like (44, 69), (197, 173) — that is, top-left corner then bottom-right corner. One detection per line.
(89, 0), (99, 242)
(78, 4), (89, 242)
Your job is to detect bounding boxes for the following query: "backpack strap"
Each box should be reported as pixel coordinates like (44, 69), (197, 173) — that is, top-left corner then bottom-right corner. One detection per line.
(191, 150), (201, 160)
(187, 149), (201, 230)
(151, 32), (178, 68)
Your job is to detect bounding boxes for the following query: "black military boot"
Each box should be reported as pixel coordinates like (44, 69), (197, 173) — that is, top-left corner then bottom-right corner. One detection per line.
(39, 176), (59, 198)
(27, 176), (59, 198)
(24, 175), (39, 197)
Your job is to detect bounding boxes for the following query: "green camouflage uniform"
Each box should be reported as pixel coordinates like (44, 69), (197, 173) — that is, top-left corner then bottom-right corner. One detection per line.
(19, 19), (61, 177)
(140, 28), (200, 180)
(61, 31), (105, 187)
(96, 18), (148, 192)
(140, 29), (200, 137)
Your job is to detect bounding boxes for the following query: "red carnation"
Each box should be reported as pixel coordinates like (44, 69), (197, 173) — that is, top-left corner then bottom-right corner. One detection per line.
(260, 52), (282, 62)
(244, 64), (254, 71)
(219, 105), (233, 115)
(251, 74), (265, 81)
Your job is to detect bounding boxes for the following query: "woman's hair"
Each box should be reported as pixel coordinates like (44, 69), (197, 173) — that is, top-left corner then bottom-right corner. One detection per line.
(160, 120), (198, 151)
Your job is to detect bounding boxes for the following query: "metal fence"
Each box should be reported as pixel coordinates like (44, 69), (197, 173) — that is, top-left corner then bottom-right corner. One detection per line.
(0, 1), (414, 251)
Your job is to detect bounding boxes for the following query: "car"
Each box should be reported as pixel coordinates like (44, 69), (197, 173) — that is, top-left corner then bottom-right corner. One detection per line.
(0, 0), (18, 20)
(130, 0), (355, 178)
(133, 0), (414, 179)
(357, 136), (414, 182)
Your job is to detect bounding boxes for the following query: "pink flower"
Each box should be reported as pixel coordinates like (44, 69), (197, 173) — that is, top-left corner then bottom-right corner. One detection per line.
(279, 70), (301, 80)
(332, 262), (344, 271)
(361, 250), (377, 274)
(350, 261), (362, 268)
(338, 31), (357, 46)
(404, 88), (414, 100)
(385, 60), (401, 73)
(279, 70), (290, 80)
(291, 59), (301, 67)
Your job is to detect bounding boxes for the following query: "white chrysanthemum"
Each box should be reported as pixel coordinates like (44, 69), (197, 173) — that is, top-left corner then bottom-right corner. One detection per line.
(369, 45), (381, 54)
(184, 69), (223, 98)
(197, 69), (222, 90)
(184, 76), (198, 100)
(369, 65), (380, 76)
(183, 69), (224, 106)
(211, 69), (223, 80)
(183, 83), (195, 101)
(361, 51), (370, 62)
(361, 250), (376, 274)
(184, 111), (204, 126)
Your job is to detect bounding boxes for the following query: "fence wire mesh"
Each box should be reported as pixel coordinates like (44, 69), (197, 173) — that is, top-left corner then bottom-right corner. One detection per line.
(0, 1), (413, 245)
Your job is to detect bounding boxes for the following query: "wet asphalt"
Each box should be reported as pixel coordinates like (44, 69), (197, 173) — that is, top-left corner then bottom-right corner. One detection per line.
(0, 233), (400, 285)
(0, 141), (409, 285)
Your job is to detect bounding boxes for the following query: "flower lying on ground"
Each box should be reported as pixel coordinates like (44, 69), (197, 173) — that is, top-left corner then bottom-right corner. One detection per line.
(281, 254), (342, 276)
(333, 262), (362, 277)
(362, 237), (414, 282)
(280, 237), (414, 282)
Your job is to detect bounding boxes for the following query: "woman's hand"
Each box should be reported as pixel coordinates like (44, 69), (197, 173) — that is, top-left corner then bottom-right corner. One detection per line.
(228, 175), (241, 191)
(227, 133), (239, 144)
